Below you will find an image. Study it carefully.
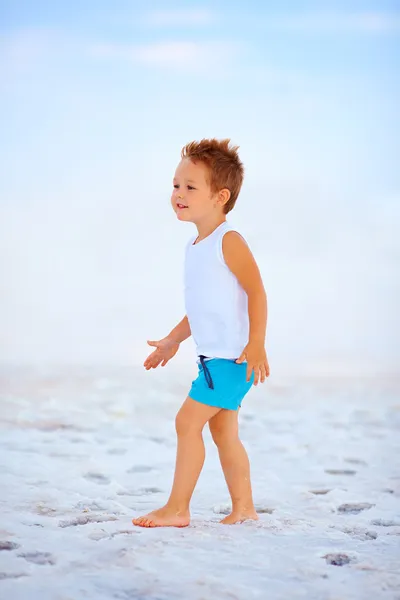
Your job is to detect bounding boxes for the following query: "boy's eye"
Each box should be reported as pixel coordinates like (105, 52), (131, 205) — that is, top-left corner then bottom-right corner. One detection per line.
(173, 184), (179, 189)
(188, 185), (195, 190)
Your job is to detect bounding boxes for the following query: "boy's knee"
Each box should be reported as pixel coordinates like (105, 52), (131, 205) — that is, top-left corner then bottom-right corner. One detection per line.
(175, 410), (202, 437)
(209, 423), (238, 447)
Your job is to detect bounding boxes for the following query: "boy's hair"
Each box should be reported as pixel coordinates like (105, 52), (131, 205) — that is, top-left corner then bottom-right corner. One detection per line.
(181, 138), (244, 214)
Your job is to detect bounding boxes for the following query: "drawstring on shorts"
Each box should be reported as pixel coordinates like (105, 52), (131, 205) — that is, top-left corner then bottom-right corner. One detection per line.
(199, 355), (214, 390)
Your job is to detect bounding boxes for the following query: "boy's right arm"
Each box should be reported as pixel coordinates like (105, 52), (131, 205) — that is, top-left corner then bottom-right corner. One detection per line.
(166, 315), (191, 344)
(144, 316), (191, 370)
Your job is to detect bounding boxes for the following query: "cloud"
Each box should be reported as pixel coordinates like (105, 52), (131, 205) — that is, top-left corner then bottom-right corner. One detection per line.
(0, 28), (52, 73)
(91, 40), (238, 71)
(0, 28), (81, 76)
(142, 8), (215, 27)
(266, 12), (400, 34)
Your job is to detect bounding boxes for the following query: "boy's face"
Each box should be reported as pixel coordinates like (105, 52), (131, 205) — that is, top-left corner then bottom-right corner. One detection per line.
(171, 158), (223, 223)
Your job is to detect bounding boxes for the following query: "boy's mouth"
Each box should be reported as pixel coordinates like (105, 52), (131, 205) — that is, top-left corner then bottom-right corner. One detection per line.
(177, 203), (188, 209)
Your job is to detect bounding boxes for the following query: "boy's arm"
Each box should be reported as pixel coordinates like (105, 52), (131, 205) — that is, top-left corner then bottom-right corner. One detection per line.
(222, 232), (269, 385)
(167, 315), (191, 343)
(144, 316), (191, 370)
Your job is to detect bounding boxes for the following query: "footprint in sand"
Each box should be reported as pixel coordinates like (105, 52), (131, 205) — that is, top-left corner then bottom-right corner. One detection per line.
(255, 505), (275, 514)
(110, 530), (140, 539)
(241, 414), (255, 422)
(116, 489), (136, 497)
(214, 504), (274, 515)
(126, 465), (154, 474)
(83, 472), (110, 485)
(214, 504), (234, 515)
(338, 527), (378, 541)
(107, 448), (127, 455)
(74, 500), (108, 512)
(344, 458), (367, 466)
(338, 503), (375, 515)
(35, 504), (58, 516)
(19, 552), (56, 566)
(58, 515), (118, 528)
(36, 422), (85, 432)
(115, 486), (163, 496)
(371, 519), (400, 527)
(88, 529), (139, 541)
(0, 573), (27, 580)
(310, 489), (332, 495)
(0, 541), (20, 551)
(325, 469), (357, 476)
(136, 487), (163, 495)
(150, 436), (167, 444)
(323, 553), (354, 566)
(149, 436), (176, 448)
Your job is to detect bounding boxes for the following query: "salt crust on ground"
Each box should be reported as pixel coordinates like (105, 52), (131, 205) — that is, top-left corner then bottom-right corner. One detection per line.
(1, 366), (399, 600)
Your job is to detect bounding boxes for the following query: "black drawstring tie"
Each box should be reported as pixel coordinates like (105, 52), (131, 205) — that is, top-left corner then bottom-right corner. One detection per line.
(199, 355), (214, 390)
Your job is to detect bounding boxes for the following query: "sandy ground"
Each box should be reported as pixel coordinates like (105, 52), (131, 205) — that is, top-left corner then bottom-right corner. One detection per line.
(0, 365), (399, 600)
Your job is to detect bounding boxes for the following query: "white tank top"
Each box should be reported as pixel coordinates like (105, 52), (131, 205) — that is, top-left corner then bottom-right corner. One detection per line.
(184, 221), (249, 359)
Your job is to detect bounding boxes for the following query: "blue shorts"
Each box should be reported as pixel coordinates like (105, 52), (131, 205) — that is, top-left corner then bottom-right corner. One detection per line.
(188, 357), (254, 411)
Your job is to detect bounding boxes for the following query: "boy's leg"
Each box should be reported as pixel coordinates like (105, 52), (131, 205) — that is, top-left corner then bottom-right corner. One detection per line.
(133, 397), (221, 528)
(209, 409), (258, 524)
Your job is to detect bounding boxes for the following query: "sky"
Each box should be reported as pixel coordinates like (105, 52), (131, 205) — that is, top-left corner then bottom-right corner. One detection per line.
(0, 0), (399, 376)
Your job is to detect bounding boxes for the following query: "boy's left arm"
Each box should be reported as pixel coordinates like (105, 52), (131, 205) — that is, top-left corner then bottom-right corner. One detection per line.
(223, 231), (270, 385)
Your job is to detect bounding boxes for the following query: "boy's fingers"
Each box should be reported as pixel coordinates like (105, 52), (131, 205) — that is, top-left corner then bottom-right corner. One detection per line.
(144, 353), (162, 369)
(265, 361), (270, 376)
(236, 352), (246, 364)
(147, 340), (160, 347)
(260, 364), (267, 383)
(253, 367), (260, 386)
(246, 364), (253, 382)
(161, 359), (168, 367)
(144, 351), (157, 366)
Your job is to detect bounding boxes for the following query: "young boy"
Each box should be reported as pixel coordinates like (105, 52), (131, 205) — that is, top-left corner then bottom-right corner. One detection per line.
(132, 139), (269, 528)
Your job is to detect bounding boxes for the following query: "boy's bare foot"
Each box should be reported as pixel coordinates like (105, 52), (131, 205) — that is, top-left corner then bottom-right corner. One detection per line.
(132, 506), (190, 528)
(220, 509), (259, 525)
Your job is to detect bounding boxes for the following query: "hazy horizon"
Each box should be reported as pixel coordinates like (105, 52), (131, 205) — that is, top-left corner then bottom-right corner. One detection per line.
(1, 1), (399, 377)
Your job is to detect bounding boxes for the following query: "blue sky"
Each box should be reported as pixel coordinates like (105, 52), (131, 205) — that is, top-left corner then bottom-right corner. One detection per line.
(1, 1), (399, 374)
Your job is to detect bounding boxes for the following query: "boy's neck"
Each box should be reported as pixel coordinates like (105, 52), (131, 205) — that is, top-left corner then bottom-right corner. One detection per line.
(195, 215), (227, 243)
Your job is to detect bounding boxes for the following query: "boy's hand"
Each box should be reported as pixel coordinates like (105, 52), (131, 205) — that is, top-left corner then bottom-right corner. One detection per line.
(236, 342), (270, 385)
(144, 337), (180, 370)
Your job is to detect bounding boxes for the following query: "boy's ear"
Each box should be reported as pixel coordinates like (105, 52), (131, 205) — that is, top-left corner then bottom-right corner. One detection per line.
(218, 188), (231, 206)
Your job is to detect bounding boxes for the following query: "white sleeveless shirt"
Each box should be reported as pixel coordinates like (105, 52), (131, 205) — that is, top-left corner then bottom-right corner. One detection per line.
(184, 221), (249, 359)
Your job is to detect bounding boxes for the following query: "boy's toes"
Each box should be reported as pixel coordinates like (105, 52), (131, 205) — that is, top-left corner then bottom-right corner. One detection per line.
(132, 516), (156, 528)
(147, 520), (156, 527)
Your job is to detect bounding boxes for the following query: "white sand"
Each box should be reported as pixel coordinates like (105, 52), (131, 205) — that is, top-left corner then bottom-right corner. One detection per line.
(0, 365), (399, 600)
